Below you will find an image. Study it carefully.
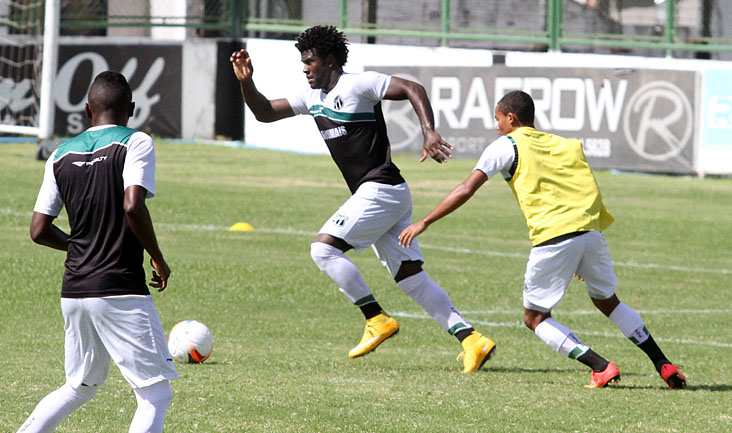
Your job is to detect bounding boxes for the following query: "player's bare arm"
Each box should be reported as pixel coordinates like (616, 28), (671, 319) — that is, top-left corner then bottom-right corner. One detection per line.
(384, 76), (453, 163)
(230, 49), (295, 123)
(399, 170), (488, 248)
(123, 185), (170, 291)
(29, 212), (68, 251)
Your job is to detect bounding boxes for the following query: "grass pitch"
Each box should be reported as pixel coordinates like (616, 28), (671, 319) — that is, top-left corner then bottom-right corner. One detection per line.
(2, 140), (731, 432)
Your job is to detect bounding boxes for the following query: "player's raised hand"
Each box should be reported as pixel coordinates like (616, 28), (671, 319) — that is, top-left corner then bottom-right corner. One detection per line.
(149, 257), (171, 292)
(399, 220), (428, 248)
(230, 49), (254, 82)
(421, 129), (453, 163)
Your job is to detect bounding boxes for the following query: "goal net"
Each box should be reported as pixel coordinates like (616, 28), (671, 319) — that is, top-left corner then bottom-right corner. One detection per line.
(0, 0), (58, 139)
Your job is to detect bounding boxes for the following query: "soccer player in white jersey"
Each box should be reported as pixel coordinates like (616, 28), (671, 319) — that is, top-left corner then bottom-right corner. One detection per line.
(17, 71), (178, 433)
(230, 25), (495, 372)
(399, 90), (686, 389)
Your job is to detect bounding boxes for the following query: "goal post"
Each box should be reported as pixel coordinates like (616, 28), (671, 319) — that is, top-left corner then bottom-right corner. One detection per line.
(0, 0), (60, 139)
(37, 0), (59, 140)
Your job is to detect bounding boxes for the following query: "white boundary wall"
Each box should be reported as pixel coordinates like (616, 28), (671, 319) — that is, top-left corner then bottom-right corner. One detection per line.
(242, 38), (732, 176)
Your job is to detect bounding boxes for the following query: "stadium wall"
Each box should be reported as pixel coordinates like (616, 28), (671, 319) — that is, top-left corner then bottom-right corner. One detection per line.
(243, 38), (732, 176)
(8, 36), (730, 175)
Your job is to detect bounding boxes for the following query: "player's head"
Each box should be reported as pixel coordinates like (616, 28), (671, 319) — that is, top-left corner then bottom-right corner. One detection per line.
(295, 25), (349, 67)
(495, 90), (535, 135)
(86, 70), (135, 126)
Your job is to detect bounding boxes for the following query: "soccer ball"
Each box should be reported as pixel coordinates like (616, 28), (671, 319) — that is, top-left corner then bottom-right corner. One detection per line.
(167, 320), (214, 364)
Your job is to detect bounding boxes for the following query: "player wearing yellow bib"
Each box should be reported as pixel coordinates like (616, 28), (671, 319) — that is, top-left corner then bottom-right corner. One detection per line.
(399, 90), (686, 389)
(506, 126), (614, 246)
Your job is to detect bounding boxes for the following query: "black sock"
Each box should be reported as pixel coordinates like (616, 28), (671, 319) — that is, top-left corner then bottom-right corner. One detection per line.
(577, 349), (610, 372)
(637, 335), (670, 373)
(360, 302), (383, 320)
(454, 328), (475, 343)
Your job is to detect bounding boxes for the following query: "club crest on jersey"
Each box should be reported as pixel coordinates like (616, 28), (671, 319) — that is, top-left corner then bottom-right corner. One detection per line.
(332, 213), (348, 226)
(333, 95), (343, 110)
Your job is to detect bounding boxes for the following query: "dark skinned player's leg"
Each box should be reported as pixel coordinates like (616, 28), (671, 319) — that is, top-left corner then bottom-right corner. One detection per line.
(524, 307), (614, 381)
(310, 233), (398, 358)
(393, 259), (422, 282)
(311, 233), (384, 318)
(592, 294), (686, 388)
(395, 259), (475, 339)
(393, 260), (495, 373)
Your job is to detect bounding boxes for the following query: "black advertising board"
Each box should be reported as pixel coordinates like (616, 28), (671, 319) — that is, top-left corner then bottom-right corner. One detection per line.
(54, 43), (183, 138)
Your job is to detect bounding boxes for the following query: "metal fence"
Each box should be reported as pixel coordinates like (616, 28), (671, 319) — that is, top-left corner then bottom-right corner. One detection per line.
(5, 0), (732, 60)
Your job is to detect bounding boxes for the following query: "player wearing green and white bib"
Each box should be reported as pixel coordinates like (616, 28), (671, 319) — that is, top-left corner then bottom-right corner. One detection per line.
(18, 71), (177, 433)
(231, 25), (495, 373)
(400, 90), (686, 389)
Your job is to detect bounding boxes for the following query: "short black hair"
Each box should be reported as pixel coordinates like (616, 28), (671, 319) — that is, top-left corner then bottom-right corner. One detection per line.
(497, 90), (535, 126)
(88, 70), (132, 114)
(295, 25), (349, 67)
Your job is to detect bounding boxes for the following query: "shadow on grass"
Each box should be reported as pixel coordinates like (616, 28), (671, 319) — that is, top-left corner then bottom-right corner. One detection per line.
(609, 383), (732, 392)
(683, 384), (732, 392)
(347, 361), (732, 393)
(177, 361), (219, 366)
(483, 366), (643, 376)
(585, 381), (732, 392)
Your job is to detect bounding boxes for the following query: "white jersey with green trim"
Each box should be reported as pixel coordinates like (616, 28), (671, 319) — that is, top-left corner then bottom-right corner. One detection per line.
(287, 71), (405, 194)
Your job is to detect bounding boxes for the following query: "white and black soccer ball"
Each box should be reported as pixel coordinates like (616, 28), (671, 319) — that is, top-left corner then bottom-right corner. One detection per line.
(167, 320), (214, 364)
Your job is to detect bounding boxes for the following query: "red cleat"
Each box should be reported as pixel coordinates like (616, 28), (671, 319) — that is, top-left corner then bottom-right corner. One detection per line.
(586, 362), (620, 388)
(660, 363), (686, 389)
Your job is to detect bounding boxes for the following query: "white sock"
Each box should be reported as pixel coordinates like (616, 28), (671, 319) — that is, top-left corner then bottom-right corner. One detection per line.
(310, 242), (372, 303)
(397, 271), (471, 334)
(129, 380), (172, 433)
(17, 383), (97, 433)
(534, 318), (589, 359)
(608, 302), (650, 345)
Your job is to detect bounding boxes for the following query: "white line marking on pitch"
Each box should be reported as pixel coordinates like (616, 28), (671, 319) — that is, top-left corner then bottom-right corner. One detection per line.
(238, 227), (732, 276)
(418, 243), (732, 275)
(4, 208), (730, 276)
(392, 312), (732, 349)
(458, 308), (732, 316)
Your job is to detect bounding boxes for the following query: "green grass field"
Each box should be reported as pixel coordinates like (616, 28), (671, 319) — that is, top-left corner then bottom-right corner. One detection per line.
(2, 140), (731, 432)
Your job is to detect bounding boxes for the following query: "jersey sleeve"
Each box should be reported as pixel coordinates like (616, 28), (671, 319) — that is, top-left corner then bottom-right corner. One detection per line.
(286, 86), (310, 115)
(33, 150), (63, 217)
(474, 136), (516, 180)
(123, 131), (156, 198)
(356, 71), (392, 102)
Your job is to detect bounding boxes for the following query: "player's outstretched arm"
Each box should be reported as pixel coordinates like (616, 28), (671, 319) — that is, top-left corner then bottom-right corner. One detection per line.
(384, 76), (453, 163)
(399, 170), (488, 248)
(30, 212), (68, 251)
(230, 49), (295, 123)
(124, 185), (170, 291)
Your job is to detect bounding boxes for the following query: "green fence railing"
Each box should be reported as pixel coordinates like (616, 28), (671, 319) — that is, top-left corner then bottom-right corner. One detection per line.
(43, 0), (732, 58)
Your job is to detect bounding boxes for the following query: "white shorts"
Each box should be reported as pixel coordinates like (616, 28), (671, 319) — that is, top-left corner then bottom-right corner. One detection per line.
(319, 181), (424, 278)
(523, 231), (618, 312)
(61, 295), (179, 389)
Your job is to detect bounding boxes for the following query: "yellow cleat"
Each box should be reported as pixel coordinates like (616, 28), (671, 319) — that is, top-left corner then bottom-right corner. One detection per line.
(348, 312), (399, 358)
(457, 332), (496, 373)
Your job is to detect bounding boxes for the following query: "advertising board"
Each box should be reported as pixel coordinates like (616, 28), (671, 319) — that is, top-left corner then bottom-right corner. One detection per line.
(55, 43), (182, 137)
(374, 65), (697, 174)
(699, 69), (732, 175)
